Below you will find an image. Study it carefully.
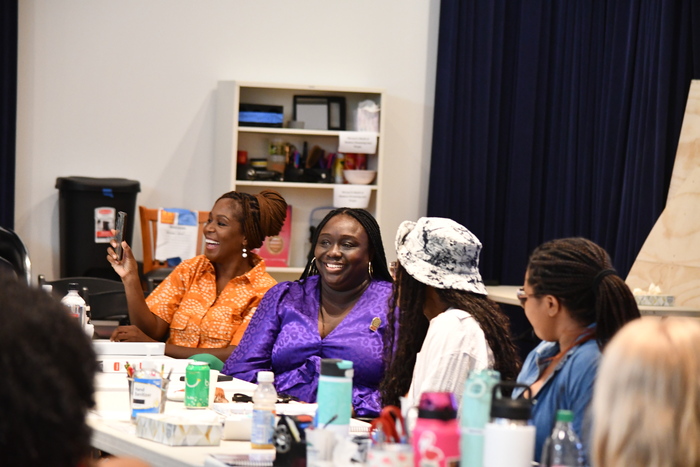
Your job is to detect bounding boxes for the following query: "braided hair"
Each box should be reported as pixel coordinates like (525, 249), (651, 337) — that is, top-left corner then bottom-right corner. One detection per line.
(300, 208), (392, 282)
(526, 237), (640, 349)
(217, 189), (287, 249)
(380, 263), (520, 407)
(0, 277), (98, 467)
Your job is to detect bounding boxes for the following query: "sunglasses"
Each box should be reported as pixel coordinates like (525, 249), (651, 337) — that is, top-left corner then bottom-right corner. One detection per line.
(516, 287), (538, 307)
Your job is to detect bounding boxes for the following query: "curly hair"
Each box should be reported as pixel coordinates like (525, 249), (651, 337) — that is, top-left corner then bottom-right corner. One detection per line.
(380, 264), (520, 407)
(300, 208), (392, 282)
(217, 189), (288, 250)
(526, 237), (640, 348)
(0, 277), (98, 467)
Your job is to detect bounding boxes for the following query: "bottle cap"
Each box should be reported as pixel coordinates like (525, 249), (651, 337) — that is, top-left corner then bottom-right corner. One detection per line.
(320, 358), (353, 377)
(555, 409), (574, 422)
(418, 392), (458, 420)
(257, 370), (274, 383)
(490, 382), (533, 420)
(68, 282), (79, 291)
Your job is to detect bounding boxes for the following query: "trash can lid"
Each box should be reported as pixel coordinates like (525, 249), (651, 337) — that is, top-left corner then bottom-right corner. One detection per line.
(56, 176), (141, 193)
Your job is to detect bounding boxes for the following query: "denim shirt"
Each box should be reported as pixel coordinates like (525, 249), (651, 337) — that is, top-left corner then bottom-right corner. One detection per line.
(512, 335), (600, 463)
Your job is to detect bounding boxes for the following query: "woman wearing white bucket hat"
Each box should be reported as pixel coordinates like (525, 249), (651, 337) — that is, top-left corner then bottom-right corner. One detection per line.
(380, 217), (520, 408)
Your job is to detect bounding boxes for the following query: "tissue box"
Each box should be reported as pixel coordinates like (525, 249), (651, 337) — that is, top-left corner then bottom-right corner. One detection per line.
(136, 413), (222, 446)
(634, 295), (675, 307)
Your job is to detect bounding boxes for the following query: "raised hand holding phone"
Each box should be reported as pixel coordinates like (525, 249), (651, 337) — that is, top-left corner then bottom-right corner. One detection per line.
(114, 211), (127, 261)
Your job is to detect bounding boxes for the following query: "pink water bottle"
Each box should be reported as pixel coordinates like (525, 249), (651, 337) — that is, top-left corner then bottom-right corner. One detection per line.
(411, 392), (460, 467)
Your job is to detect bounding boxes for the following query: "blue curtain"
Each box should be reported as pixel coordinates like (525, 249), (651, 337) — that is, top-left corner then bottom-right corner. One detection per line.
(0, 1), (17, 229)
(428, 0), (700, 286)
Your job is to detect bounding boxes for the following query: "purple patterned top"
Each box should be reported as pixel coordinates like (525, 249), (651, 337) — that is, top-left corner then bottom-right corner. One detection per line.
(222, 276), (392, 417)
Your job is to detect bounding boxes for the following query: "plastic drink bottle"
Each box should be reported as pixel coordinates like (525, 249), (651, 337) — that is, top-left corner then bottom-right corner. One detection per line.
(540, 410), (584, 467)
(482, 382), (536, 467)
(130, 345), (163, 421)
(60, 283), (86, 328)
(460, 369), (500, 467)
(251, 370), (277, 450)
(411, 392), (460, 467)
(316, 358), (353, 437)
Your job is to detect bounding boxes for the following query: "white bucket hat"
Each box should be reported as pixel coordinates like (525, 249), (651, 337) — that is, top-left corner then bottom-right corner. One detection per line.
(395, 217), (487, 295)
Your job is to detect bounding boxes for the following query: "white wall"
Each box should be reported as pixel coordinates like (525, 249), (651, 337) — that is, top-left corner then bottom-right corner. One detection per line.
(16, 0), (439, 280)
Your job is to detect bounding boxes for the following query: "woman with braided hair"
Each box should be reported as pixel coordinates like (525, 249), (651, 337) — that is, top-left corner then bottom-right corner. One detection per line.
(223, 208), (393, 417)
(511, 237), (640, 463)
(380, 217), (520, 409)
(107, 190), (287, 361)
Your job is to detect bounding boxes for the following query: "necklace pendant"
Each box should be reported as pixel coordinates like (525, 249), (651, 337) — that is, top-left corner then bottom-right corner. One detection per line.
(369, 317), (381, 332)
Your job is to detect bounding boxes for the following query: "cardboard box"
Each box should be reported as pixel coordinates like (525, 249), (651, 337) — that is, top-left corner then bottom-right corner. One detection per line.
(254, 205), (292, 267)
(98, 357), (195, 374)
(135, 412), (222, 446)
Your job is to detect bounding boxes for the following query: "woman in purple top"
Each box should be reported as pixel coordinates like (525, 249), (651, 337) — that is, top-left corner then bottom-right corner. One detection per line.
(222, 208), (394, 417)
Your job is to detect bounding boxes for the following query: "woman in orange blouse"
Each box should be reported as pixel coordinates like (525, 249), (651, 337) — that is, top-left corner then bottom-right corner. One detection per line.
(107, 190), (287, 360)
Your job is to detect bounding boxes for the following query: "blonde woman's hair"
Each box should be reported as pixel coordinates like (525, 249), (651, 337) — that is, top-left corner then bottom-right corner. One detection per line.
(592, 317), (700, 467)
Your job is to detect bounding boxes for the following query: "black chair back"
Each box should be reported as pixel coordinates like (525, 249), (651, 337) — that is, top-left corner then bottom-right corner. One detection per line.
(38, 275), (129, 322)
(0, 227), (31, 286)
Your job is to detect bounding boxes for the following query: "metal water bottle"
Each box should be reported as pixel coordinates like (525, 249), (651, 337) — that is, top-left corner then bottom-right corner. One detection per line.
(482, 382), (536, 467)
(316, 358), (353, 437)
(460, 369), (501, 467)
(411, 392), (460, 467)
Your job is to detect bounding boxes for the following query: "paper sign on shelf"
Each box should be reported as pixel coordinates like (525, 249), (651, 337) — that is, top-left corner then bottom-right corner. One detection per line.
(333, 185), (372, 209)
(338, 131), (378, 154)
(155, 208), (199, 262)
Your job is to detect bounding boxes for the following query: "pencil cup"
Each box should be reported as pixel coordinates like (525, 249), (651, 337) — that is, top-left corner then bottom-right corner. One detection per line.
(128, 377), (169, 422)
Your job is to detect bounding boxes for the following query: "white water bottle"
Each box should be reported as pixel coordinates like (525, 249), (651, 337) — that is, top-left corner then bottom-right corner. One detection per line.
(482, 382), (536, 467)
(251, 371), (277, 450)
(60, 283), (86, 328)
(541, 410), (584, 467)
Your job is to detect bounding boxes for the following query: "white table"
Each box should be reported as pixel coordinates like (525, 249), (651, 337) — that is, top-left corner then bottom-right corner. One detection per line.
(90, 372), (259, 467)
(486, 285), (700, 317)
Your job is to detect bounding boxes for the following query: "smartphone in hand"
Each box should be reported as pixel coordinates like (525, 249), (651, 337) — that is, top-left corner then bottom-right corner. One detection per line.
(114, 211), (127, 261)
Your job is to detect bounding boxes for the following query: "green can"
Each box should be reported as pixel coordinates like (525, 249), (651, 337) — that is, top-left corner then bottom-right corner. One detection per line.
(185, 361), (210, 408)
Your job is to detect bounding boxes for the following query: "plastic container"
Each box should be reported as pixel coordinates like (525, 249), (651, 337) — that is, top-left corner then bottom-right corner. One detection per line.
(540, 410), (584, 467)
(60, 282), (86, 328)
(411, 392), (460, 467)
(130, 344), (164, 421)
(251, 370), (277, 450)
(55, 176), (140, 280)
(316, 358), (353, 437)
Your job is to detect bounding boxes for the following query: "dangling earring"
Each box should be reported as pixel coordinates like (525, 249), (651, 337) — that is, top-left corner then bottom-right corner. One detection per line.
(242, 247), (248, 258)
(368, 261), (373, 277)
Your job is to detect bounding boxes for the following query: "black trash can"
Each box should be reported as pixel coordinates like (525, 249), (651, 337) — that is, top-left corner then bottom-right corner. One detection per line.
(56, 176), (140, 280)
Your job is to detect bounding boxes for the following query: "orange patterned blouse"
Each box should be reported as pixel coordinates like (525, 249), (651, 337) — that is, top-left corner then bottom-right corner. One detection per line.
(146, 254), (276, 348)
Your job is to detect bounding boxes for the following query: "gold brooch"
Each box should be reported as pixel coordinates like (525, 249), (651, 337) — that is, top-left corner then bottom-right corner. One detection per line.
(369, 317), (381, 332)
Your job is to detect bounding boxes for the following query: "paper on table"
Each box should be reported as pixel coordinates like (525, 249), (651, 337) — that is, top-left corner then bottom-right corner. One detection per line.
(155, 208), (199, 262)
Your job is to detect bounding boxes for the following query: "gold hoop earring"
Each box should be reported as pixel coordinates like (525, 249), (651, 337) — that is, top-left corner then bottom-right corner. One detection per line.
(368, 261), (373, 276)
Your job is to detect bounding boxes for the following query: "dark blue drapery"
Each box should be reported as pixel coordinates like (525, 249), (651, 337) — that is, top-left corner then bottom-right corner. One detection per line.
(428, 0), (700, 286)
(0, 1), (17, 229)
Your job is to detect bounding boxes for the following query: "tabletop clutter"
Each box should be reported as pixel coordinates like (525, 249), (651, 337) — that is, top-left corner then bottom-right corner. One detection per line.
(117, 354), (582, 466)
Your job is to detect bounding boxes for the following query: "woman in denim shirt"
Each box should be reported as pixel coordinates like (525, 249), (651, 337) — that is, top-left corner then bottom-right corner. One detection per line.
(511, 238), (640, 463)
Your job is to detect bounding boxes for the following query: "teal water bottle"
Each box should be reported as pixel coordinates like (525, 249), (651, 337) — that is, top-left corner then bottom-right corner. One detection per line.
(460, 369), (501, 467)
(316, 358), (353, 437)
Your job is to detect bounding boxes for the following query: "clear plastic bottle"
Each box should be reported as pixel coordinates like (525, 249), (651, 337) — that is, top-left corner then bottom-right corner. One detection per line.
(251, 370), (277, 450)
(540, 409), (584, 467)
(60, 283), (86, 328)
